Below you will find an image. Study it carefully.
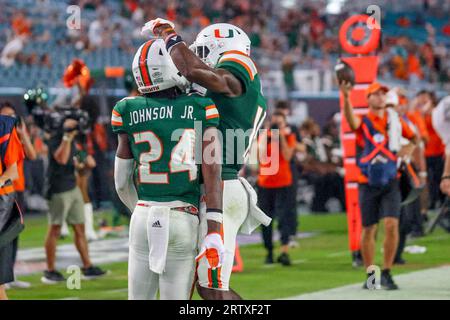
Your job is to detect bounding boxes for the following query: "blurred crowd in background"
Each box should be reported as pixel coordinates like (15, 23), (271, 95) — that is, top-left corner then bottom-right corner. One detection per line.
(1, 0), (450, 90)
(0, 0), (448, 217)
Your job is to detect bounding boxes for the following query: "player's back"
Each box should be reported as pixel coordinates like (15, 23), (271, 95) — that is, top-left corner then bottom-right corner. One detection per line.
(206, 51), (267, 180)
(111, 93), (219, 208)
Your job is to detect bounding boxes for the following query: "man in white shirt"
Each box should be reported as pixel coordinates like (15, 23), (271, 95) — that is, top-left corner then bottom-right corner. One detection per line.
(432, 96), (450, 196)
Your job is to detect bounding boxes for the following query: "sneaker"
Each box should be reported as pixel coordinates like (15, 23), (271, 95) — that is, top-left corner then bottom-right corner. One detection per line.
(265, 253), (274, 264)
(8, 279), (31, 289)
(352, 251), (363, 268)
(82, 265), (107, 279)
(277, 253), (291, 266)
(41, 270), (66, 284)
(288, 236), (299, 248)
(381, 269), (399, 290)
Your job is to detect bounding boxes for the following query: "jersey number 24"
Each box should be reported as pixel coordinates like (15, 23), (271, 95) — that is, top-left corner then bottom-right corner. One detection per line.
(133, 129), (197, 184)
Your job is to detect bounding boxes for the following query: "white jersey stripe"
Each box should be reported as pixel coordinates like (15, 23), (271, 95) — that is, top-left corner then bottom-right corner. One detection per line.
(206, 108), (219, 118)
(219, 53), (257, 79)
(112, 114), (123, 124)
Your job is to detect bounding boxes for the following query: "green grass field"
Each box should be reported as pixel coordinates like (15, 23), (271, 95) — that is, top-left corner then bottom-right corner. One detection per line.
(7, 212), (450, 300)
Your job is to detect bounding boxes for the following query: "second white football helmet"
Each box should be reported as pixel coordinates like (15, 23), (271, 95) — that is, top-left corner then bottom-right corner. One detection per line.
(132, 39), (189, 94)
(190, 23), (251, 67)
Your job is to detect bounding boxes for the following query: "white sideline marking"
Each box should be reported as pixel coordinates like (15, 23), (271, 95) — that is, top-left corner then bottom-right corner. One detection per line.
(284, 265), (450, 300)
(326, 251), (349, 257)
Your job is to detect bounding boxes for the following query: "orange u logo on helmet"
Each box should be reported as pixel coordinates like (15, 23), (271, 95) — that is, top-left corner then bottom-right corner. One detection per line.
(214, 29), (234, 38)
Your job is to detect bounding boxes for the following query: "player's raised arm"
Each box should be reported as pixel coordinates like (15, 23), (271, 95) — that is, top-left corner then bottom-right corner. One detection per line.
(142, 19), (242, 97)
(340, 81), (361, 131)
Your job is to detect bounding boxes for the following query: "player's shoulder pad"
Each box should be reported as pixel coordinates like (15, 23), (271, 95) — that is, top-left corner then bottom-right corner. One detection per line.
(217, 51), (258, 81)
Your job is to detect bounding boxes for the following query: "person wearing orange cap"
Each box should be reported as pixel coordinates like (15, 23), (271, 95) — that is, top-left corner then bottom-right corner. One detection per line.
(340, 81), (418, 290)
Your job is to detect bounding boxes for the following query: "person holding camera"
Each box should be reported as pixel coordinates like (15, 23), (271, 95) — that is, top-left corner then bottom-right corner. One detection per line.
(257, 111), (297, 266)
(42, 118), (105, 284)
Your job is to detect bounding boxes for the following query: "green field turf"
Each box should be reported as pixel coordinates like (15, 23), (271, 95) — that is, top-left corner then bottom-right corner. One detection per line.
(7, 212), (450, 300)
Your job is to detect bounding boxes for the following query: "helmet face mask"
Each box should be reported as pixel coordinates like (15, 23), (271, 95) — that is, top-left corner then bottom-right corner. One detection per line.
(194, 45), (211, 61)
(191, 39), (221, 67)
(192, 23), (251, 67)
(132, 39), (189, 94)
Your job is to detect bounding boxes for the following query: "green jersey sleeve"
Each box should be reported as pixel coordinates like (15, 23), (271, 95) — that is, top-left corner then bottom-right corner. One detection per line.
(111, 98), (128, 133)
(191, 94), (220, 128)
(216, 52), (258, 90)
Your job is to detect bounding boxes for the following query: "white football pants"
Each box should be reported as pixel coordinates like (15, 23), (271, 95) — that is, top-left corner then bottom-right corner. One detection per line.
(128, 204), (199, 300)
(197, 179), (248, 290)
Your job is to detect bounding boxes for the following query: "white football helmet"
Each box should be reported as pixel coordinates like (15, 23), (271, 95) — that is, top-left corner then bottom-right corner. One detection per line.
(132, 39), (189, 94)
(190, 23), (251, 67)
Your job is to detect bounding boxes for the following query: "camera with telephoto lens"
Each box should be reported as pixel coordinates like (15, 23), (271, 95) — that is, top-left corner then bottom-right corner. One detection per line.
(23, 88), (90, 135)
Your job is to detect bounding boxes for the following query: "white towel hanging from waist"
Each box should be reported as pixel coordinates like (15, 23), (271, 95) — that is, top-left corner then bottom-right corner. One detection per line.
(146, 206), (171, 274)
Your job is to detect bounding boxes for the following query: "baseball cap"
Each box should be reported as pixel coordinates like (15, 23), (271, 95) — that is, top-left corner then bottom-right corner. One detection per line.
(366, 82), (389, 96)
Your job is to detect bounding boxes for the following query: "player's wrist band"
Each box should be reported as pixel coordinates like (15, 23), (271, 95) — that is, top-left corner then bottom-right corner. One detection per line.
(160, 27), (175, 34)
(206, 209), (223, 223)
(441, 175), (450, 181)
(164, 33), (185, 53)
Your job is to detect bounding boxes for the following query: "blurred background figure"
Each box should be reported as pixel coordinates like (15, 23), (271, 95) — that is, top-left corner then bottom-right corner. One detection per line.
(274, 101), (301, 247)
(0, 112), (24, 300)
(0, 102), (36, 289)
(387, 89), (427, 264)
(413, 91), (446, 213)
(298, 118), (345, 213)
(257, 111), (297, 266)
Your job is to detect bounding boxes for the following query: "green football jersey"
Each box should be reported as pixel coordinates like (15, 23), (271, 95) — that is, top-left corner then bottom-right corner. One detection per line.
(206, 51), (267, 180)
(111, 93), (219, 208)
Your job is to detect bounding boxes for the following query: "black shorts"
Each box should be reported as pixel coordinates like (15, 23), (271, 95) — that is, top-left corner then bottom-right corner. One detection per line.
(0, 241), (14, 285)
(0, 192), (17, 285)
(359, 179), (401, 227)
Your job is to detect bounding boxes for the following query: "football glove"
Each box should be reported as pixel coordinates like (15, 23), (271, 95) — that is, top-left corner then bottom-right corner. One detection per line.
(141, 18), (175, 37)
(196, 232), (225, 269)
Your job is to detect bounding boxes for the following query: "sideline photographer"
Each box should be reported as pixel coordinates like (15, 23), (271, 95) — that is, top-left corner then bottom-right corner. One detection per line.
(257, 111), (297, 266)
(42, 116), (106, 283)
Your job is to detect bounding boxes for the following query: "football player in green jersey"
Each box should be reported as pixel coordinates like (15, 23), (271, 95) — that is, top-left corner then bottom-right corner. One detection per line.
(113, 39), (225, 300)
(143, 19), (271, 300)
